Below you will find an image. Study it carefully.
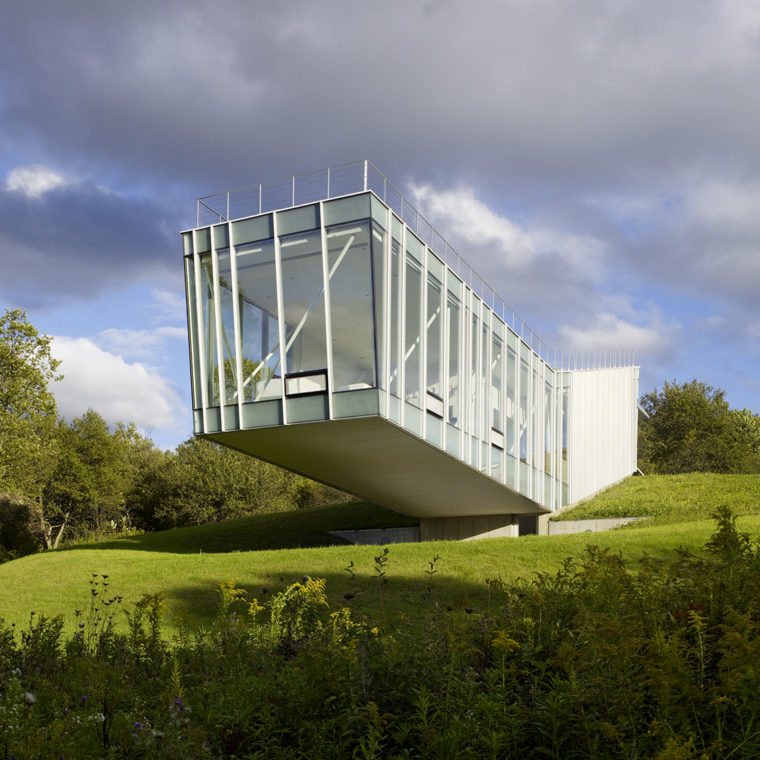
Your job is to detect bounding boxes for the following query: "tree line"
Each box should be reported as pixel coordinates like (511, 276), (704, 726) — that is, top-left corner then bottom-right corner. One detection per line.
(0, 309), (348, 560)
(2, 307), (759, 559)
(638, 379), (760, 474)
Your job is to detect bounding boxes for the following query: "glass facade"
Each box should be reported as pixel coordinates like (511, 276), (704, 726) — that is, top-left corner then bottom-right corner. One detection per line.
(183, 192), (568, 511)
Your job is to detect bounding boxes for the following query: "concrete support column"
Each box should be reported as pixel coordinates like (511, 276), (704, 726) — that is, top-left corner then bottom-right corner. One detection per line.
(420, 514), (518, 541)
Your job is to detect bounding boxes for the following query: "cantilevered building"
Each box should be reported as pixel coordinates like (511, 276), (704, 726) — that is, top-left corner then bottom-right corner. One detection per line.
(182, 161), (639, 539)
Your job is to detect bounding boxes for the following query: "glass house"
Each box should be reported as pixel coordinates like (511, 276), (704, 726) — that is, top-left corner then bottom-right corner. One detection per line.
(183, 161), (639, 539)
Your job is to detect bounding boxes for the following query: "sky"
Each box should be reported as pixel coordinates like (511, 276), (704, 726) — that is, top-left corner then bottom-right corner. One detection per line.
(1, 0), (758, 449)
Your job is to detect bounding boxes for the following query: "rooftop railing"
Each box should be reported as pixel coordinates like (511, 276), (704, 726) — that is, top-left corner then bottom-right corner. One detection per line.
(196, 160), (635, 371)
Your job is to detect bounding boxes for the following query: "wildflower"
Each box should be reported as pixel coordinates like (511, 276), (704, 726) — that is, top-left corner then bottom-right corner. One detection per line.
(81, 695), (89, 703)
(23, 692), (36, 705)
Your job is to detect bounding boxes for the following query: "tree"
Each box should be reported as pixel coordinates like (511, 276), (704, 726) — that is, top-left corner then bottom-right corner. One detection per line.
(114, 422), (173, 531)
(0, 308), (61, 499)
(43, 410), (131, 542)
(638, 380), (760, 474)
(150, 437), (351, 529)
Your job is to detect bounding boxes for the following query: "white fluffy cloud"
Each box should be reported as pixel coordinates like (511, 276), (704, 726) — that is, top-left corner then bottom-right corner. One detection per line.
(95, 326), (187, 363)
(50, 336), (186, 436)
(557, 312), (676, 361)
(5, 165), (68, 198)
(412, 184), (605, 281)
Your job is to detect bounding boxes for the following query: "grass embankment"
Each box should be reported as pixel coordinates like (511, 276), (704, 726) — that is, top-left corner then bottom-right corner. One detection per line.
(555, 472), (760, 523)
(1, 475), (759, 635)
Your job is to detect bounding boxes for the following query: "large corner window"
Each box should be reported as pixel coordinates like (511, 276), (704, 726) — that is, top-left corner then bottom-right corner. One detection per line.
(327, 220), (378, 391)
(280, 229), (327, 383)
(235, 239), (281, 401)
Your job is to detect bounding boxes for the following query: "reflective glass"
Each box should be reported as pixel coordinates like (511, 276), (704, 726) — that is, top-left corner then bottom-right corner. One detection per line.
(426, 271), (443, 400)
(491, 333), (503, 432)
(519, 357), (529, 463)
(446, 290), (461, 426)
(470, 308), (480, 443)
(404, 251), (423, 407)
(326, 221), (377, 391)
(544, 379), (553, 475)
(562, 385), (569, 484)
(184, 258), (202, 409)
(532, 366), (539, 467)
(216, 249), (238, 404)
(280, 230), (327, 378)
(235, 239), (281, 401)
(199, 254), (220, 406)
(389, 236), (402, 398)
(506, 345), (516, 457)
(371, 224), (386, 390)
(491, 445), (503, 482)
(481, 316), (489, 439)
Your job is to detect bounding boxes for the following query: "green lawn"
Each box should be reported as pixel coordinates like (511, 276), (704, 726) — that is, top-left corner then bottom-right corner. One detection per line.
(3, 502), (760, 636)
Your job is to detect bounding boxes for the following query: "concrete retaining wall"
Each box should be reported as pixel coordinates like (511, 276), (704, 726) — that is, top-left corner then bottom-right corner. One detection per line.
(328, 527), (420, 545)
(547, 516), (649, 535)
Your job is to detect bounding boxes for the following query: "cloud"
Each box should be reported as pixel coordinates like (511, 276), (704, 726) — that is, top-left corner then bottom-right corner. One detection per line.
(149, 288), (187, 325)
(0, 172), (178, 307)
(557, 312), (676, 361)
(2, 0), (759, 195)
(411, 185), (533, 265)
(94, 326), (187, 363)
(410, 183), (608, 335)
(5, 165), (69, 198)
(50, 336), (186, 436)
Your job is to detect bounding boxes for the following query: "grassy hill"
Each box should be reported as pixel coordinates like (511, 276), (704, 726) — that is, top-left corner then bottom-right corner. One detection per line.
(1, 475), (759, 635)
(555, 472), (760, 523)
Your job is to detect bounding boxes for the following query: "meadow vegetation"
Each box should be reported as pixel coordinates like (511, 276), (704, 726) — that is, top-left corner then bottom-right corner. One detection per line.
(2, 507), (760, 758)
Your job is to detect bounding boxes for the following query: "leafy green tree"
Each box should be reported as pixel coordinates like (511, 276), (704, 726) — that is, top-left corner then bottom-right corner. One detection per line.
(115, 422), (174, 531)
(43, 410), (131, 541)
(151, 437), (350, 528)
(639, 380), (760, 474)
(0, 308), (61, 499)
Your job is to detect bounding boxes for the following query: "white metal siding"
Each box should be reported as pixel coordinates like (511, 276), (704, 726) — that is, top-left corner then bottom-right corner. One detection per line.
(567, 366), (639, 503)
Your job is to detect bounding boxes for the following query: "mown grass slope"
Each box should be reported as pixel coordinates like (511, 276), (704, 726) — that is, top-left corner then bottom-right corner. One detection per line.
(1, 474), (759, 636)
(555, 472), (760, 523)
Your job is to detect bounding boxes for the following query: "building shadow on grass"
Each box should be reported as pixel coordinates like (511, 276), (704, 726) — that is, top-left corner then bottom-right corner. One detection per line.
(61, 502), (419, 555)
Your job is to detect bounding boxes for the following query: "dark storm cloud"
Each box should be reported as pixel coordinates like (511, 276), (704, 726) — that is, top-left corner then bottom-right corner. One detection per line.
(0, 178), (177, 307)
(1, 0), (759, 343)
(4, 0), (759, 191)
